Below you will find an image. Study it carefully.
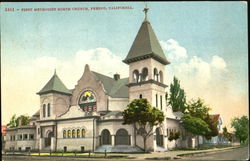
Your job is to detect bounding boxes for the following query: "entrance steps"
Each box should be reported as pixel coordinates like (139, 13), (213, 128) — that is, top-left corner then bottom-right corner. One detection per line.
(94, 145), (143, 153)
(155, 146), (168, 152)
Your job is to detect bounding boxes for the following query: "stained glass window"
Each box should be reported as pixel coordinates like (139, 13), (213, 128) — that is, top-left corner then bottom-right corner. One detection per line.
(72, 130), (76, 138)
(67, 130), (71, 138)
(77, 129), (80, 138)
(63, 130), (66, 138)
(82, 129), (86, 138)
(79, 90), (97, 111)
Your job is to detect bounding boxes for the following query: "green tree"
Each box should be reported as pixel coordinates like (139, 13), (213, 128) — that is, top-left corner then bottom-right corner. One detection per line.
(204, 115), (219, 140)
(181, 114), (211, 136)
(168, 76), (186, 112)
(122, 99), (165, 152)
(7, 114), (18, 128)
(7, 114), (30, 128)
(185, 98), (211, 120)
(223, 126), (232, 142)
(231, 115), (249, 143)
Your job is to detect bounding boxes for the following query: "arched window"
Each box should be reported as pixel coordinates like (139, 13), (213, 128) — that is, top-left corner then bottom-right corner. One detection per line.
(160, 95), (163, 110)
(43, 104), (46, 117)
(133, 70), (140, 83)
(67, 130), (71, 138)
(159, 71), (163, 83)
(72, 130), (76, 138)
(156, 94), (158, 107)
(77, 129), (80, 138)
(154, 68), (158, 81)
(47, 103), (50, 117)
(82, 129), (86, 138)
(63, 130), (66, 138)
(141, 68), (148, 81)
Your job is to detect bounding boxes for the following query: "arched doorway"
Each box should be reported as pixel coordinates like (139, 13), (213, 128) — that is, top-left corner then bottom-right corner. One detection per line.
(45, 131), (54, 147)
(101, 129), (111, 145)
(115, 129), (130, 145)
(156, 127), (163, 147)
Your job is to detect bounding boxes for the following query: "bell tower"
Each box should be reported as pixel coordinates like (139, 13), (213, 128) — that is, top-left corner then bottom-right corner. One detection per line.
(123, 6), (170, 112)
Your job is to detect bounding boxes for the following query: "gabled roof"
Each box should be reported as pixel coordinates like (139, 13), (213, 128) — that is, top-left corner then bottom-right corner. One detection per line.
(123, 19), (170, 65)
(92, 71), (129, 98)
(37, 72), (71, 95)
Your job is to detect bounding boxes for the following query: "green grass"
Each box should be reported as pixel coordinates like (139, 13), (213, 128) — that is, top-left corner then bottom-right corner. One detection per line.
(171, 144), (233, 151)
(30, 153), (127, 158)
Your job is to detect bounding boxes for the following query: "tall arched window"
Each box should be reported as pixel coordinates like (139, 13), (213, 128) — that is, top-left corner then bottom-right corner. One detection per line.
(154, 68), (158, 81)
(43, 104), (46, 117)
(77, 129), (80, 138)
(82, 129), (86, 138)
(141, 68), (148, 81)
(47, 103), (50, 117)
(159, 71), (163, 83)
(63, 130), (66, 138)
(133, 70), (140, 83)
(156, 94), (158, 107)
(67, 130), (71, 138)
(72, 130), (76, 138)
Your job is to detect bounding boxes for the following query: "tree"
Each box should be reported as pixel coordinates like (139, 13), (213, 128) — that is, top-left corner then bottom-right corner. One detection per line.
(168, 130), (181, 148)
(231, 115), (249, 143)
(168, 76), (186, 112)
(7, 114), (30, 128)
(185, 98), (211, 120)
(122, 98), (165, 151)
(223, 126), (232, 142)
(204, 115), (219, 140)
(7, 114), (18, 128)
(181, 114), (211, 136)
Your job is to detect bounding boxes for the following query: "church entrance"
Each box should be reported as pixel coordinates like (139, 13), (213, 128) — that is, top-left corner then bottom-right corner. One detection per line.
(115, 129), (130, 145)
(101, 129), (111, 145)
(156, 127), (163, 147)
(45, 131), (54, 147)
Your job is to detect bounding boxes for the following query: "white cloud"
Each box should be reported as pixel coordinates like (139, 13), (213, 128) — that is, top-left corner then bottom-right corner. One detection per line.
(1, 47), (128, 125)
(211, 55), (227, 70)
(160, 39), (188, 61)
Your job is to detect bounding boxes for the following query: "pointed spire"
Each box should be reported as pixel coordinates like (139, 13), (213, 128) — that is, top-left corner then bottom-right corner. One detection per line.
(143, 2), (149, 21)
(123, 5), (170, 65)
(54, 69), (57, 75)
(37, 71), (71, 95)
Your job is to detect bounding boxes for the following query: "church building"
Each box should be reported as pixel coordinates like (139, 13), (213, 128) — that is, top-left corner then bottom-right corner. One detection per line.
(5, 7), (188, 152)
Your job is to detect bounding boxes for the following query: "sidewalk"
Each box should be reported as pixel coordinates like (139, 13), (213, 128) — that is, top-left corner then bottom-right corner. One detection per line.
(126, 145), (242, 160)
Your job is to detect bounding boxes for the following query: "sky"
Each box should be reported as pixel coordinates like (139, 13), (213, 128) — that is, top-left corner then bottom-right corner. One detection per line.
(1, 2), (248, 131)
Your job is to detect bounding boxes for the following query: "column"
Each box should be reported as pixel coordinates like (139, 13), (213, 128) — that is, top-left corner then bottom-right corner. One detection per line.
(131, 135), (135, 146)
(111, 135), (115, 146)
(39, 138), (44, 150)
(51, 137), (56, 151)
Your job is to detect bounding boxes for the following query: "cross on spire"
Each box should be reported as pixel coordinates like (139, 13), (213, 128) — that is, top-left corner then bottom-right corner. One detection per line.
(143, 3), (149, 21)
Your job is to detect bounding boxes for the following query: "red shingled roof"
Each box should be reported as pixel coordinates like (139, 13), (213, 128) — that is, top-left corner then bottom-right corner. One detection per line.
(210, 114), (220, 121)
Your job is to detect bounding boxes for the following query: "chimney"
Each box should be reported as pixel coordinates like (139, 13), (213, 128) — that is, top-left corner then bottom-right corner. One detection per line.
(114, 73), (120, 81)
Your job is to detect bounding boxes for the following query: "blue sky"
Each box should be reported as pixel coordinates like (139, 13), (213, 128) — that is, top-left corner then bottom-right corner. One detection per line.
(1, 2), (248, 128)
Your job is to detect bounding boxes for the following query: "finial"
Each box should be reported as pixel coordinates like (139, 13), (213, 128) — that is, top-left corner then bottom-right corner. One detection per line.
(143, 2), (149, 21)
(54, 69), (56, 75)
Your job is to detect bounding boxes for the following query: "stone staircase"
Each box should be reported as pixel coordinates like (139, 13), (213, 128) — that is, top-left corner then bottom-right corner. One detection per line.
(94, 145), (143, 153)
(155, 146), (168, 152)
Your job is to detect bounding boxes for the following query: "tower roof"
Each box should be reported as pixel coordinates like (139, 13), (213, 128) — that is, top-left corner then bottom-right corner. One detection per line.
(123, 9), (170, 65)
(37, 71), (71, 95)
